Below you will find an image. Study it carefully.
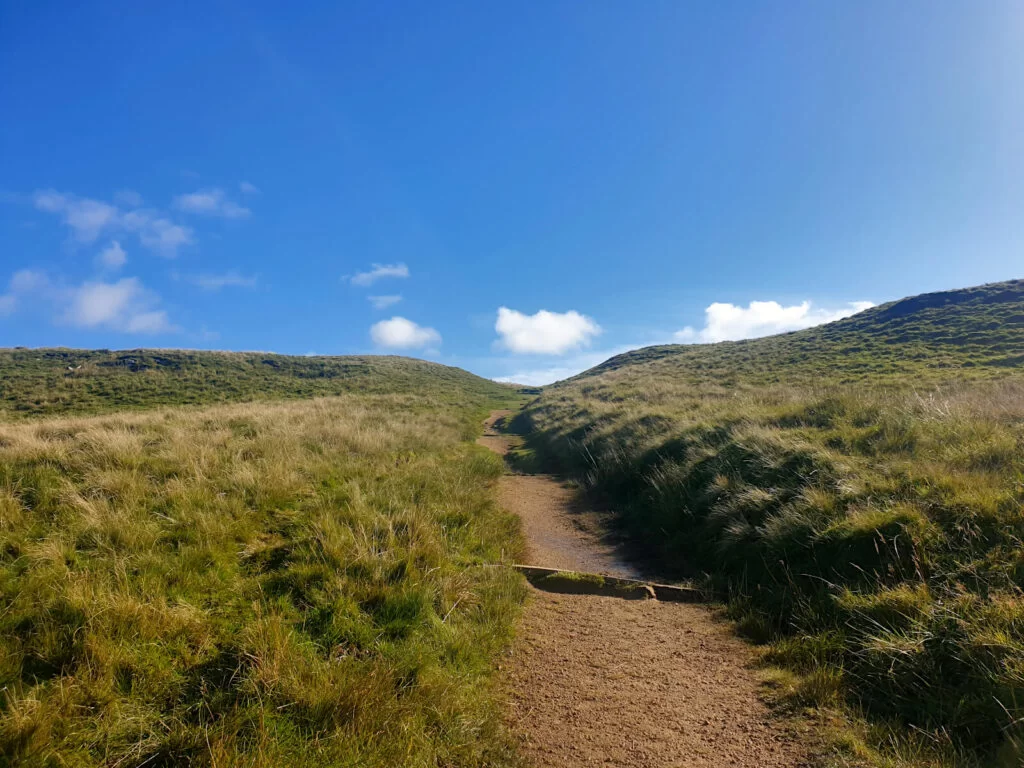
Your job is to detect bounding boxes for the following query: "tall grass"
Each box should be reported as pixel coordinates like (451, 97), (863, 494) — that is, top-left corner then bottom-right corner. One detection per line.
(526, 370), (1024, 765)
(0, 394), (525, 767)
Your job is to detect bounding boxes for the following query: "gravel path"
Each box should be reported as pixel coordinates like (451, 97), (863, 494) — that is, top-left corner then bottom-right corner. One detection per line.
(480, 411), (811, 768)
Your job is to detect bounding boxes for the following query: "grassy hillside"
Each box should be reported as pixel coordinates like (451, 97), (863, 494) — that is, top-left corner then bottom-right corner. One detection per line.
(524, 279), (1024, 766)
(0, 396), (525, 767)
(584, 279), (1024, 384)
(0, 348), (513, 417)
(0, 352), (528, 766)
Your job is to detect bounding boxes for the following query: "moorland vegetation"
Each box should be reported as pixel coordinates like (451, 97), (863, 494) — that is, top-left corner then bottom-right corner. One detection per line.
(0, 364), (525, 767)
(523, 280), (1024, 766)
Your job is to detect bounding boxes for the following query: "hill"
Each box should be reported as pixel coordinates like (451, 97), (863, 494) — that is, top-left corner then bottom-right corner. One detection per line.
(0, 350), (527, 765)
(0, 348), (512, 417)
(524, 279), (1024, 766)
(580, 278), (1024, 384)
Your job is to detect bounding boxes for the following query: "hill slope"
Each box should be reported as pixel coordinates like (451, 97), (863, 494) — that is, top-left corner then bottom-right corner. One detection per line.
(525, 279), (1024, 765)
(581, 278), (1024, 383)
(0, 395), (525, 767)
(0, 351), (526, 765)
(0, 348), (511, 417)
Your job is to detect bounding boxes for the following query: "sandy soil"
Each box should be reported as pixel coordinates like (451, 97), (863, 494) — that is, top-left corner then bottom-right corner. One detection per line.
(481, 411), (811, 768)
(476, 410), (515, 454)
(497, 475), (639, 579)
(478, 411), (636, 578)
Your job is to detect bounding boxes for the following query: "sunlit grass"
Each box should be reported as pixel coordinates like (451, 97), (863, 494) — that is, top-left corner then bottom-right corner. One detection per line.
(524, 280), (1024, 767)
(0, 348), (517, 417)
(0, 394), (526, 767)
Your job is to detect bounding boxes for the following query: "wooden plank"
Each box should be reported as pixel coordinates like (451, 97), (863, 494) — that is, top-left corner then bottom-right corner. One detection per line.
(509, 564), (707, 603)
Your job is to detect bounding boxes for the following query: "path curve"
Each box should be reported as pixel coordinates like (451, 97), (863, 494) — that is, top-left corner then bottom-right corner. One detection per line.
(479, 411), (637, 578)
(481, 411), (811, 768)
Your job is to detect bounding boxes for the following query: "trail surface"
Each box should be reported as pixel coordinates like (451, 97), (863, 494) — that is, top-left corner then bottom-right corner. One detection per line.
(480, 411), (810, 768)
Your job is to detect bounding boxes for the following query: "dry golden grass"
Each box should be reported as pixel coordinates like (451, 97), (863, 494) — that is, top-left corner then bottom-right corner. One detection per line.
(0, 394), (525, 767)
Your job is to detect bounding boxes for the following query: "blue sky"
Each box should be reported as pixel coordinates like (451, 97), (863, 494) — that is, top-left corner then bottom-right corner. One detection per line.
(1, 2), (1021, 384)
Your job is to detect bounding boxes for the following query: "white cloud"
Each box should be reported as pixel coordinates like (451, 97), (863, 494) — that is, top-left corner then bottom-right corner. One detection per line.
(675, 299), (875, 343)
(221, 201), (249, 218)
(495, 307), (602, 355)
(124, 310), (173, 334)
(239, 181), (260, 195)
(63, 277), (174, 334)
(98, 240), (127, 269)
(0, 268), (174, 334)
(114, 189), (144, 207)
(173, 188), (250, 219)
(33, 189), (194, 257)
(34, 190), (118, 242)
(486, 298), (874, 385)
(370, 316), (440, 349)
(0, 269), (49, 317)
(493, 364), (585, 386)
(350, 263), (409, 286)
(9, 269), (49, 294)
(186, 271), (258, 291)
(490, 343), (645, 386)
(124, 212), (193, 255)
(66, 280), (138, 326)
(368, 294), (402, 310)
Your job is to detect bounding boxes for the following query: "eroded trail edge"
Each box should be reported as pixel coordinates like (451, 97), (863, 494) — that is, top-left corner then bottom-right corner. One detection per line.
(481, 411), (811, 768)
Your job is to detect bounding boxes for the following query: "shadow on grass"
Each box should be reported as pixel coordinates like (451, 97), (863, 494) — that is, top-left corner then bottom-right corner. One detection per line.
(493, 410), (699, 588)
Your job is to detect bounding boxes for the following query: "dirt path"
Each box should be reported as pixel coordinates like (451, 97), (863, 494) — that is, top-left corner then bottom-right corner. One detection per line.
(479, 412), (638, 578)
(480, 411), (811, 768)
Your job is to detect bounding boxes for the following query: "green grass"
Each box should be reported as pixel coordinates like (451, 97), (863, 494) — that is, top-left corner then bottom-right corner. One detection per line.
(0, 389), (527, 766)
(582, 279), (1024, 385)
(523, 279), (1024, 766)
(0, 348), (521, 417)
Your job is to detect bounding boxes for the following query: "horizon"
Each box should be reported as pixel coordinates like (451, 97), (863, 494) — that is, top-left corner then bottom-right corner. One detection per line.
(3, 3), (1022, 385)
(3, 274), (1020, 387)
